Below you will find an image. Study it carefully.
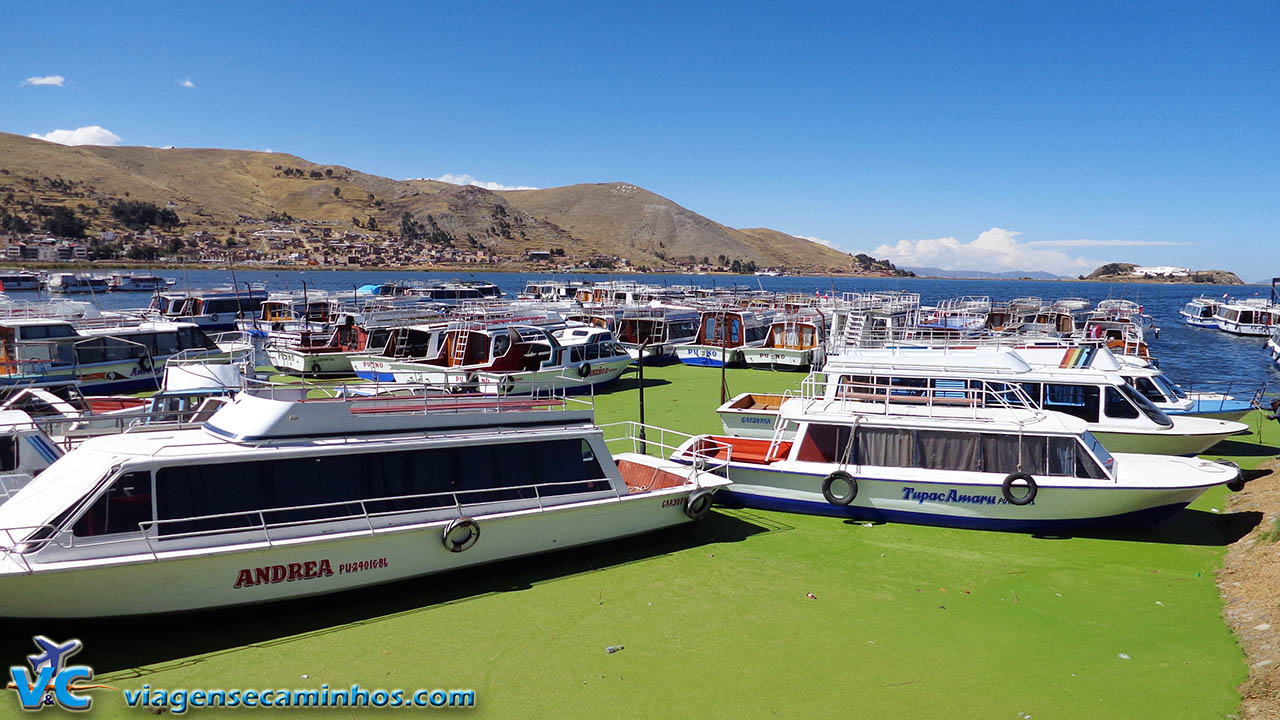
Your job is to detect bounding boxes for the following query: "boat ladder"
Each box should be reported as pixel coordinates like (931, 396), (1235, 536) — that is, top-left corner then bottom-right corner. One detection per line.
(392, 329), (411, 357)
(764, 389), (794, 461)
(451, 331), (470, 366)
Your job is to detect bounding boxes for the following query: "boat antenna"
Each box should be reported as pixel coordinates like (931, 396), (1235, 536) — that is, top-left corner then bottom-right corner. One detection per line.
(637, 341), (648, 454)
(719, 309), (730, 404)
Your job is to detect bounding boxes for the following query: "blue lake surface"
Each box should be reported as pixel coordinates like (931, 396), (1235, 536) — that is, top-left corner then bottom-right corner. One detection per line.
(34, 269), (1280, 394)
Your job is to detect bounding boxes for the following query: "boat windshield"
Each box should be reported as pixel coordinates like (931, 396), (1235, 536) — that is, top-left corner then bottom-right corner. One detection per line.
(1152, 374), (1187, 400)
(1118, 383), (1174, 427)
(1080, 431), (1115, 476)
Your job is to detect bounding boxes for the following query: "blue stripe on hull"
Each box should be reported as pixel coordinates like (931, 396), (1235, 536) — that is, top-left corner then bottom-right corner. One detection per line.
(355, 371), (396, 382)
(715, 489), (1190, 533)
(678, 356), (725, 368)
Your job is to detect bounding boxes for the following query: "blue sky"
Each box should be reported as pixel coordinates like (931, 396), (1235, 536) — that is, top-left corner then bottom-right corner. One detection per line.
(2, 1), (1276, 277)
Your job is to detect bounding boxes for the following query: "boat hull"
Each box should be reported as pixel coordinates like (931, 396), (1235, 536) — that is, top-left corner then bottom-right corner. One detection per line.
(675, 345), (743, 368)
(0, 483), (709, 618)
(709, 464), (1216, 533)
(267, 347), (357, 376)
(741, 346), (823, 371)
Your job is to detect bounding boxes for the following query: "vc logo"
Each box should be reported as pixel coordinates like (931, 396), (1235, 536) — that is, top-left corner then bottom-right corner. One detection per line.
(8, 636), (95, 712)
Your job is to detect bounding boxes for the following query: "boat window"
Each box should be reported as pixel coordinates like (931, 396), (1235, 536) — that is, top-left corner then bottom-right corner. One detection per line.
(888, 376), (928, 397)
(1132, 376), (1167, 404)
(1119, 384), (1174, 427)
(980, 434), (1046, 475)
(913, 431), (980, 472)
(795, 423), (853, 463)
(1018, 382), (1043, 405)
(1078, 432), (1114, 478)
(1047, 437), (1075, 476)
(1043, 384), (1099, 423)
(178, 327), (218, 350)
(0, 436), (16, 471)
(585, 342), (600, 360)
(73, 471), (153, 537)
(856, 427), (913, 467)
(153, 440), (610, 537)
(1104, 386), (1140, 419)
(1153, 374), (1187, 400)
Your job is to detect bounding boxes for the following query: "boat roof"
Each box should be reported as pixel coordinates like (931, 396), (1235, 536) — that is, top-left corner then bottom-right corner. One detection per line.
(780, 396), (1088, 435)
(78, 321), (199, 336)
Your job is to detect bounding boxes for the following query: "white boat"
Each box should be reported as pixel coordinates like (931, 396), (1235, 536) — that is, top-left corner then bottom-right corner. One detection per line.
(741, 313), (827, 371)
(1213, 298), (1276, 336)
(0, 271), (44, 292)
(615, 307), (700, 363)
(46, 273), (108, 294)
(1179, 296), (1223, 328)
(108, 273), (171, 292)
(675, 309), (773, 368)
(351, 323), (631, 394)
(0, 387), (730, 617)
(722, 347), (1249, 455)
(678, 382), (1241, 533)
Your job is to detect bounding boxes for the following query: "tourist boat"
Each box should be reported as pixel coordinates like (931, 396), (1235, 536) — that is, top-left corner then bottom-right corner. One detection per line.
(919, 297), (990, 331)
(148, 285), (269, 332)
(674, 382), (1241, 533)
(267, 319), (393, 376)
(107, 273), (172, 292)
(0, 388), (730, 617)
(674, 309), (773, 368)
(615, 307), (700, 363)
(1179, 296), (1223, 328)
(741, 313), (827, 371)
(1213, 298), (1276, 336)
(351, 323), (631, 394)
(45, 273), (109, 294)
(401, 280), (504, 303)
(1268, 327), (1280, 367)
(0, 318), (225, 394)
(719, 348), (1249, 455)
(0, 271), (44, 292)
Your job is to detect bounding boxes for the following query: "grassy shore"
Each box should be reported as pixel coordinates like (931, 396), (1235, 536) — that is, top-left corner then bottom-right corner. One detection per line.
(1, 363), (1270, 718)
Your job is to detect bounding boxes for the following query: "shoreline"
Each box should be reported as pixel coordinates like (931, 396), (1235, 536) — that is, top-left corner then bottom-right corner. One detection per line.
(0, 262), (1259, 286)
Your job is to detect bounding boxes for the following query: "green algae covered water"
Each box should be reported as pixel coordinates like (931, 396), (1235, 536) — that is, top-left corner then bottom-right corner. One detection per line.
(1, 364), (1269, 718)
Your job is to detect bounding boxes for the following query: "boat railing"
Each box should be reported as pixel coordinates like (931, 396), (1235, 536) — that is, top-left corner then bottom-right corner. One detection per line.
(0, 474), (634, 566)
(794, 371), (1046, 424)
(599, 421), (732, 484)
(234, 377), (594, 414)
(1174, 379), (1269, 411)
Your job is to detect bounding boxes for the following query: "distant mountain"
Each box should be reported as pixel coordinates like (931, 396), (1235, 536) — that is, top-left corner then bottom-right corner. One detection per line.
(1086, 262), (1243, 285)
(902, 267), (1069, 280)
(0, 131), (856, 271)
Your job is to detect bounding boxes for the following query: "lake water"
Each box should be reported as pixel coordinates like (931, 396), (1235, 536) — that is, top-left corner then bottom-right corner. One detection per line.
(40, 269), (1280, 394)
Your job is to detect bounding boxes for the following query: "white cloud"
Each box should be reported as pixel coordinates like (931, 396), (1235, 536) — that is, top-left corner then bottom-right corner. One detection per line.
(795, 234), (837, 249)
(430, 173), (538, 191)
(873, 227), (1097, 274)
(179, 77), (195, 88)
(28, 125), (123, 146)
(21, 75), (66, 87)
(1024, 238), (1193, 248)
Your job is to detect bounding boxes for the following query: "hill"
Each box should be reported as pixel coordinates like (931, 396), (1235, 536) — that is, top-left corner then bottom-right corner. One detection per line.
(0, 132), (872, 272)
(902, 266), (1068, 280)
(1085, 263), (1243, 284)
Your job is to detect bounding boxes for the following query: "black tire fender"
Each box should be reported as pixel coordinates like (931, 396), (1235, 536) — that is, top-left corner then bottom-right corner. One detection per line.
(1002, 472), (1038, 506)
(498, 374), (516, 395)
(577, 362), (592, 378)
(210, 313), (220, 323)
(1220, 460), (1245, 492)
(138, 355), (153, 372)
(311, 362), (322, 374)
(822, 471), (857, 506)
(684, 489), (713, 521)
(442, 517), (480, 552)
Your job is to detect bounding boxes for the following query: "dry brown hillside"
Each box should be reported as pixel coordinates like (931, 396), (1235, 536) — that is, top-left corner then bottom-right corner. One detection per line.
(0, 131), (864, 271)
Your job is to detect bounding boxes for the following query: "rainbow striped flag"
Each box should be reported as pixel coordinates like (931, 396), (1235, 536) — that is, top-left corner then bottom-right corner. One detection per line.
(1059, 345), (1096, 369)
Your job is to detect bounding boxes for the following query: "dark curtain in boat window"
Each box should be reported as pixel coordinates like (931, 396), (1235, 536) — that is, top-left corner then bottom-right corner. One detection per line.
(0, 436), (16, 472)
(1043, 384), (1100, 423)
(1048, 437), (1076, 476)
(981, 434), (1046, 475)
(856, 427), (912, 467)
(1103, 386), (1139, 419)
(1018, 383), (1043, 405)
(1074, 444), (1108, 479)
(913, 430), (980, 471)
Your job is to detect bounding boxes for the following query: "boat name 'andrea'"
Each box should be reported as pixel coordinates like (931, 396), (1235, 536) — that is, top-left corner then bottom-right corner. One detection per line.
(231, 557), (390, 588)
(901, 487), (1020, 506)
(233, 559), (335, 588)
